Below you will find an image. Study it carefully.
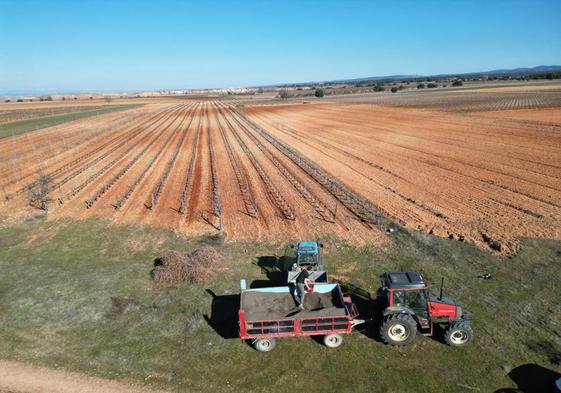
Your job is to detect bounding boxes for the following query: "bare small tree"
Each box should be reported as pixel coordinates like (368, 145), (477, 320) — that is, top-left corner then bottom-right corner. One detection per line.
(279, 89), (289, 100)
(104, 96), (113, 104)
(27, 174), (52, 212)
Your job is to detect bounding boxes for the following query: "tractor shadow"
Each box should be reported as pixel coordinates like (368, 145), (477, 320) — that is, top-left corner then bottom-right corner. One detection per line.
(494, 363), (561, 393)
(335, 280), (386, 342)
(203, 289), (240, 339)
(253, 255), (286, 286)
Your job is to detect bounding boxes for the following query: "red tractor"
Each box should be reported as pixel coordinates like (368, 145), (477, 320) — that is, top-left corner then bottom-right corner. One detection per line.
(378, 271), (473, 347)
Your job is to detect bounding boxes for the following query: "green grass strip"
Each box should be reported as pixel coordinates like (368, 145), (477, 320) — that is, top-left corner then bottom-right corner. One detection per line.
(0, 104), (143, 139)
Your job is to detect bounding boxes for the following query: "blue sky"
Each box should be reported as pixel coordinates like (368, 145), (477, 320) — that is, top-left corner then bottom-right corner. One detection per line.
(1, 0), (560, 93)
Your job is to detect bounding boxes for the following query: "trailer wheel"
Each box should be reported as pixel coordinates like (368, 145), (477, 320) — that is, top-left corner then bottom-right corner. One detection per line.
(254, 338), (276, 352)
(444, 321), (473, 348)
(380, 313), (417, 346)
(323, 333), (343, 348)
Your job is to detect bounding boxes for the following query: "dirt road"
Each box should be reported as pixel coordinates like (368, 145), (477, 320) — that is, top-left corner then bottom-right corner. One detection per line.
(0, 360), (165, 393)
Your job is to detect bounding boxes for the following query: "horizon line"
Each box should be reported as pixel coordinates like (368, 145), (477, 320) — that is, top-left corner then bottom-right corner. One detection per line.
(2, 63), (560, 98)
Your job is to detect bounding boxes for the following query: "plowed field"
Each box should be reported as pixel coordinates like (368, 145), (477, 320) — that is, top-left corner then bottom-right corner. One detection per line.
(0, 102), (385, 245)
(244, 103), (561, 254)
(328, 88), (561, 112)
(3, 98), (560, 253)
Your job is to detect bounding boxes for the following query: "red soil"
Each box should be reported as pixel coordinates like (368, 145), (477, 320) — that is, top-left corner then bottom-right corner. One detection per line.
(5, 99), (559, 253)
(0, 102), (386, 246)
(243, 103), (561, 254)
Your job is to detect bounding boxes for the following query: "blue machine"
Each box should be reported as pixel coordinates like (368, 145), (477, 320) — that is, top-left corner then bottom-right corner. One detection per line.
(285, 241), (327, 283)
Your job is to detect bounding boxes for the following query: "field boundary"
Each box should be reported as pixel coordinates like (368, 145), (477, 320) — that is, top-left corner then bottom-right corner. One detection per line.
(0, 104), (143, 139)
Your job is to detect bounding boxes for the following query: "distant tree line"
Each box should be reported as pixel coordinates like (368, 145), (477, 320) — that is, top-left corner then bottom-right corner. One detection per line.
(273, 69), (559, 100)
(343, 70), (560, 90)
(484, 71), (560, 81)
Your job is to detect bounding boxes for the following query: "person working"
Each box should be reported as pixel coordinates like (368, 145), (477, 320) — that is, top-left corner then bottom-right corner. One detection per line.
(296, 266), (313, 310)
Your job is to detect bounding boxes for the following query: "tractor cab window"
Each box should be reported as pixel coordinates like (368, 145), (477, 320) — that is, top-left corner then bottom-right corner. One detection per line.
(393, 291), (407, 307)
(408, 290), (427, 310)
(298, 253), (317, 265)
(392, 290), (429, 319)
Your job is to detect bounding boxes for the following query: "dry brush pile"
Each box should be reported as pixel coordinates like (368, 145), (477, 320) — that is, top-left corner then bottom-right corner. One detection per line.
(152, 247), (223, 285)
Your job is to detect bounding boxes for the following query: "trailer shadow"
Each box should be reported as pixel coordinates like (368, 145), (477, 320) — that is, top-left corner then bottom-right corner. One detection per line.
(335, 280), (386, 342)
(249, 279), (278, 289)
(494, 363), (561, 393)
(203, 289), (240, 339)
(203, 254), (290, 339)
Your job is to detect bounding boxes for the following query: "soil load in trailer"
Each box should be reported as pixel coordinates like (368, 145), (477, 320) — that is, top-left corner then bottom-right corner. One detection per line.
(239, 282), (358, 352)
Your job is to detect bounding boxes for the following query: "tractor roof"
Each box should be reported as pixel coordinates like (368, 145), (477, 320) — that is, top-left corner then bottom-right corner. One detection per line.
(296, 241), (319, 255)
(384, 272), (426, 290)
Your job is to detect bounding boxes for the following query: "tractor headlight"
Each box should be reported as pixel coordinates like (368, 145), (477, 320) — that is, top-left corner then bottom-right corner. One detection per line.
(456, 306), (463, 319)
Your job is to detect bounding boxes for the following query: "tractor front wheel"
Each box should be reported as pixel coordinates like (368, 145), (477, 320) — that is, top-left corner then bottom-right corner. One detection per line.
(380, 313), (417, 346)
(323, 333), (343, 348)
(444, 321), (473, 347)
(254, 338), (276, 352)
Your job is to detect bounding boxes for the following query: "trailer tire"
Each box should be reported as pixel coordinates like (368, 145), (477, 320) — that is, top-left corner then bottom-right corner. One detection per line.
(444, 321), (473, 347)
(380, 313), (416, 346)
(254, 338), (276, 352)
(323, 333), (343, 348)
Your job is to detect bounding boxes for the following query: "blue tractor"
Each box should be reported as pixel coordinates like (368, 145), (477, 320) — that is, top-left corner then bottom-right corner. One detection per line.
(284, 241), (328, 283)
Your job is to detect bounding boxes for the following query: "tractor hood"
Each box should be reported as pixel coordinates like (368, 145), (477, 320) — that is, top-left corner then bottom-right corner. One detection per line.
(428, 293), (462, 319)
(429, 293), (459, 307)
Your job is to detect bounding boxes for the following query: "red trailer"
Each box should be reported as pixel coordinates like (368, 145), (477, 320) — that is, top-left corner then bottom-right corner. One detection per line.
(238, 280), (359, 352)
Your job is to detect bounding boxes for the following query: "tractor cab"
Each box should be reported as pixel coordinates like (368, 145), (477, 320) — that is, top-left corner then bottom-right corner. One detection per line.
(295, 241), (322, 266)
(284, 241), (327, 283)
(381, 272), (460, 326)
(378, 271), (472, 347)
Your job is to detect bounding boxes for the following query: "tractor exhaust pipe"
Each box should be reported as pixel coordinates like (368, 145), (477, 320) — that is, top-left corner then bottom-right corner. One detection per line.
(439, 277), (444, 300)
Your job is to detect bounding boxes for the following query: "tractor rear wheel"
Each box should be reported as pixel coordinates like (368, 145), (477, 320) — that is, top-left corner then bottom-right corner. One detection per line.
(444, 321), (473, 347)
(254, 338), (276, 352)
(380, 313), (417, 346)
(323, 333), (343, 348)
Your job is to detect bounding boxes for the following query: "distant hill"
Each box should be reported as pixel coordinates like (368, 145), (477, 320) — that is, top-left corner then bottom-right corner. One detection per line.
(484, 65), (561, 75)
(272, 65), (561, 87)
(339, 65), (561, 83)
(329, 74), (423, 83)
